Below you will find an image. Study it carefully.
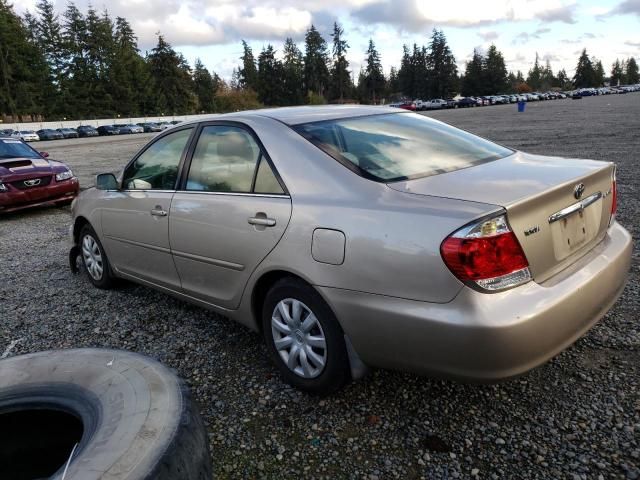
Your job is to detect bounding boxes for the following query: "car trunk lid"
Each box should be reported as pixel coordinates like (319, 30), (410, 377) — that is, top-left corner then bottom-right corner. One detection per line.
(387, 151), (615, 282)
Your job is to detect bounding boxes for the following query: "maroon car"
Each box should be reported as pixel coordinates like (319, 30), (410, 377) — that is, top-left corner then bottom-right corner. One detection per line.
(0, 137), (79, 213)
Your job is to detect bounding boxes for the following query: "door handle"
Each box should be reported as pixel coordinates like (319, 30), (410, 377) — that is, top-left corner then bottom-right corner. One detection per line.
(151, 206), (168, 217)
(248, 216), (276, 227)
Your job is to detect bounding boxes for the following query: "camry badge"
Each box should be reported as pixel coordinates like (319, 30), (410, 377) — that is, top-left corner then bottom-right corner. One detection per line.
(24, 179), (41, 187)
(573, 183), (585, 199)
(524, 225), (540, 236)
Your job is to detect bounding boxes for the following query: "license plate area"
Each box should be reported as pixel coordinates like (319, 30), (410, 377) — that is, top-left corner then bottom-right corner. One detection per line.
(560, 209), (587, 248)
(549, 195), (602, 261)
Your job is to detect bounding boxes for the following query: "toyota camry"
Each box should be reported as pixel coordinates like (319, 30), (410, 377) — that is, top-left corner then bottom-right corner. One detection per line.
(68, 106), (632, 393)
(0, 137), (79, 213)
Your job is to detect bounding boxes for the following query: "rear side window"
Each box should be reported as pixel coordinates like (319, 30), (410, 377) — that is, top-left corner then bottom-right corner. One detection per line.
(186, 125), (284, 194)
(254, 157), (284, 194)
(294, 113), (513, 182)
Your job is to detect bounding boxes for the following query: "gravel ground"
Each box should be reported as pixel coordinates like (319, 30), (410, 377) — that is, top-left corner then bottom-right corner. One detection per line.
(1, 93), (639, 479)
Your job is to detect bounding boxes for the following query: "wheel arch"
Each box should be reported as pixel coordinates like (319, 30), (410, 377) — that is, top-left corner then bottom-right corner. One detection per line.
(250, 270), (312, 334)
(250, 268), (369, 382)
(72, 215), (91, 244)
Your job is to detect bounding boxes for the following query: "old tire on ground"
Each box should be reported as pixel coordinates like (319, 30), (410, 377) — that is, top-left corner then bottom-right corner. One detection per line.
(0, 348), (211, 480)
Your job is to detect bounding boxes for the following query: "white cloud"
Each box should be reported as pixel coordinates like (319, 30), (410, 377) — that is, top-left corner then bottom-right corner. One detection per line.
(352, 0), (578, 31)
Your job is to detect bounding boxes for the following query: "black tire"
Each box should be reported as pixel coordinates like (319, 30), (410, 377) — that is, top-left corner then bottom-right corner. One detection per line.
(262, 277), (350, 394)
(79, 224), (114, 289)
(0, 349), (211, 480)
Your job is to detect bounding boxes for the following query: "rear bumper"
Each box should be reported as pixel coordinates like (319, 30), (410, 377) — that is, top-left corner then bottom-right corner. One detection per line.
(0, 178), (79, 213)
(319, 221), (632, 381)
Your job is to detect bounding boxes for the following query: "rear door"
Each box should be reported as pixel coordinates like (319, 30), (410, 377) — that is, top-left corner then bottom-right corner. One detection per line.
(101, 127), (195, 289)
(169, 123), (291, 309)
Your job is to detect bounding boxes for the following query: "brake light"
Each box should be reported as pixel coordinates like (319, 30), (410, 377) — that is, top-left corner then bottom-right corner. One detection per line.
(611, 180), (617, 216)
(441, 214), (531, 291)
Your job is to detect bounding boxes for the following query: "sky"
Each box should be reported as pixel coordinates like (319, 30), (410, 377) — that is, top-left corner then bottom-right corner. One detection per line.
(15, 0), (640, 82)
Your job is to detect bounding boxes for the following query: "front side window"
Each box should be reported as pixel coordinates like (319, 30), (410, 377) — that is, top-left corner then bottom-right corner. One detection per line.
(123, 128), (193, 190)
(186, 125), (283, 194)
(294, 112), (513, 182)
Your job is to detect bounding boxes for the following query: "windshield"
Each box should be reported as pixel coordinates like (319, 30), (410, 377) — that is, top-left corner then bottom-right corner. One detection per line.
(0, 139), (41, 159)
(294, 113), (513, 182)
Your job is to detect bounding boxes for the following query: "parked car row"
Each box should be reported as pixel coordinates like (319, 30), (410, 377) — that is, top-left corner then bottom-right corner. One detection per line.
(390, 84), (640, 110)
(0, 120), (182, 142)
(570, 85), (640, 98)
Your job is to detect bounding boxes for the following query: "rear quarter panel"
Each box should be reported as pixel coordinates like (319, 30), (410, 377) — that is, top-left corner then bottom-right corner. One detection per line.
(240, 116), (501, 304)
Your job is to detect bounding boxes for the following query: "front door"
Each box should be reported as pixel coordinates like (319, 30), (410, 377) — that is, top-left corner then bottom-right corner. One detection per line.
(101, 127), (194, 289)
(169, 124), (291, 309)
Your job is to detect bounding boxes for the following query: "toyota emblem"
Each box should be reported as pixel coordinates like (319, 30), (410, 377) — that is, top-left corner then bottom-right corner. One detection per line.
(573, 183), (585, 200)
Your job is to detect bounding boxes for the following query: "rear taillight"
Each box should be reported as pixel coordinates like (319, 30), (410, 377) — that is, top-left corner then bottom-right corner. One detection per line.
(611, 180), (617, 216)
(441, 214), (531, 292)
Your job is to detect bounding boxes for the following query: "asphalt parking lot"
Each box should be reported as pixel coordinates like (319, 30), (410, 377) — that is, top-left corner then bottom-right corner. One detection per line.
(1, 94), (638, 479)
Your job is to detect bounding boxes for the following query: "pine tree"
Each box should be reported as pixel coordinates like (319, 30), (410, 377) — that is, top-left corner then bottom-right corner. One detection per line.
(147, 34), (196, 115)
(484, 44), (508, 94)
(282, 38), (304, 105)
(34, 0), (66, 115)
(238, 40), (258, 91)
(110, 16), (151, 116)
(527, 53), (543, 90)
(329, 22), (350, 101)
(593, 60), (605, 87)
(625, 57), (639, 84)
(411, 44), (428, 99)
(303, 25), (330, 98)
(0, 0), (48, 119)
(362, 39), (385, 104)
(397, 44), (414, 98)
(573, 49), (596, 88)
(426, 29), (457, 98)
(539, 59), (556, 90)
(461, 49), (484, 96)
(193, 58), (217, 112)
(387, 66), (400, 97)
(257, 44), (285, 106)
(611, 59), (624, 86)
(83, 8), (117, 116)
(556, 69), (571, 89)
(60, 3), (89, 117)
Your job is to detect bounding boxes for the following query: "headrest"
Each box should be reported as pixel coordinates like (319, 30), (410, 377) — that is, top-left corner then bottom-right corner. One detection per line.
(215, 131), (256, 160)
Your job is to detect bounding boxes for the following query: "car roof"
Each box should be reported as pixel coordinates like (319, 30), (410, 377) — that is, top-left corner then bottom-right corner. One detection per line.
(193, 105), (403, 126)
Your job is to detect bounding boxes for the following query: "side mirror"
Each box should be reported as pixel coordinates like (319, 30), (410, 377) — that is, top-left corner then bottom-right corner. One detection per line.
(96, 173), (119, 190)
(40, 151), (49, 158)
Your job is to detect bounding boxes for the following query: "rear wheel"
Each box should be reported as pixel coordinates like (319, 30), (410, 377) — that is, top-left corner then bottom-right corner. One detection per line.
(79, 225), (114, 289)
(262, 278), (350, 394)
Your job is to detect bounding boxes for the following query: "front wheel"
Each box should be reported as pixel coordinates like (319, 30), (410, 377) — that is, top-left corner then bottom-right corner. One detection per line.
(79, 225), (114, 289)
(262, 278), (350, 394)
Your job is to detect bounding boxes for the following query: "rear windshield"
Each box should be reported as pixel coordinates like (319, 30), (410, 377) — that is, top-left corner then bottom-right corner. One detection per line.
(0, 139), (40, 159)
(294, 112), (513, 182)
